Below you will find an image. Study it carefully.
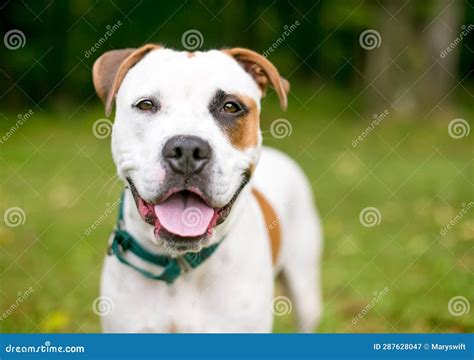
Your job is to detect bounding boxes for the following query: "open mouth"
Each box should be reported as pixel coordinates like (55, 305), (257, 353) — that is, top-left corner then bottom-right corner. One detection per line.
(127, 176), (248, 242)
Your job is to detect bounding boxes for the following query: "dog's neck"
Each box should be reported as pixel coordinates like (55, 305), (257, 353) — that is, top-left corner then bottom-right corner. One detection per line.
(120, 184), (252, 257)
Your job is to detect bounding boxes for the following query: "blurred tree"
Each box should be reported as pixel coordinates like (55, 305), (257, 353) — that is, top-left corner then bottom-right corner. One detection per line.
(364, 0), (465, 116)
(422, 0), (463, 108)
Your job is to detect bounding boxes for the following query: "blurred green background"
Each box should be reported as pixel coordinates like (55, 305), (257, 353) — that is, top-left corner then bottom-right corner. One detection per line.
(0, 0), (473, 333)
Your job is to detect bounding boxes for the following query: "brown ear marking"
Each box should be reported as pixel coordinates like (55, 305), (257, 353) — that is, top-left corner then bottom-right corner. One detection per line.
(222, 48), (290, 111)
(92, 44), (160, 116)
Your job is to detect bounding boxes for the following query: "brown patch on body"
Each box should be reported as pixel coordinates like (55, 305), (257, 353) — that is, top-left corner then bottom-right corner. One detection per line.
(252, 188), (281, 265)
(227, 95), (259, 150)
(186, 52), (196, 58)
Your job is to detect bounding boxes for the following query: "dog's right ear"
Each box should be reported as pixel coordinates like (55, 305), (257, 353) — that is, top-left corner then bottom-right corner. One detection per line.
(223, 48), (290, 111)
(92, 44), (160, 116)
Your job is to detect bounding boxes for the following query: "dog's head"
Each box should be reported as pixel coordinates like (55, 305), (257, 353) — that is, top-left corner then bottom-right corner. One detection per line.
(93, 44), (289, 253)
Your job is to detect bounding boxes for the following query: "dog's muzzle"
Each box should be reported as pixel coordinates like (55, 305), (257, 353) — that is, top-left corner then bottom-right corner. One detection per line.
(125, 133), (250, 246)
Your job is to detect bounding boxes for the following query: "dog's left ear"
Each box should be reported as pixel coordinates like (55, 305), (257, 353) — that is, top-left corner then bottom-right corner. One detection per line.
(223, 48), (290, 111)
(93, 44), (160, 116)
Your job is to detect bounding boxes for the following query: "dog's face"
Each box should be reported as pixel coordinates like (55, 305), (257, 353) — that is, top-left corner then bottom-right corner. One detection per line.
(93, 45), (289, 253)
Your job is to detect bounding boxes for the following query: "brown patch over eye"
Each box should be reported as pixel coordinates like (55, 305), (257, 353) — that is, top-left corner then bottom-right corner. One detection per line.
(208, 90), (259, 150)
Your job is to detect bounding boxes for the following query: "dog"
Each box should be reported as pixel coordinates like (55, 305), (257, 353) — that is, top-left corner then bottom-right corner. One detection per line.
(92, 44), (323, 333)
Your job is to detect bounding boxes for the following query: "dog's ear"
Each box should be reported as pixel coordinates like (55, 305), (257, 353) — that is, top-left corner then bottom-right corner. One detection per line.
(93, 44), (160, 116)
(223, 48), (290, 111)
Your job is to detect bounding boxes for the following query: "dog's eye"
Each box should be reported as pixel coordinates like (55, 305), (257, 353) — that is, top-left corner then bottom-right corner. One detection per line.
(134, 99), (156, 112)
(222, 101), (242, 114)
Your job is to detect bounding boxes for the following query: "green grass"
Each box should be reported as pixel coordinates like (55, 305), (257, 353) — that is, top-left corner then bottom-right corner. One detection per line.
(0, 85), (472, 333)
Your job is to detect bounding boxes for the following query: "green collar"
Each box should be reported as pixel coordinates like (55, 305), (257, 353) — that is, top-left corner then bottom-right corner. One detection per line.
(108, 192), (221, 284)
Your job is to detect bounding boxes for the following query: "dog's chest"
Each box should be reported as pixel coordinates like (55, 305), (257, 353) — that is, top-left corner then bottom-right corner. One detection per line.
(101, 239), (274, 332)
(100, 197), (275, 332)
(124, 278), (224, 333)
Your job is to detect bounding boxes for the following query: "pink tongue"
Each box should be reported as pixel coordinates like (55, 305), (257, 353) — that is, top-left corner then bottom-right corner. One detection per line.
(154, 192), (214, 237)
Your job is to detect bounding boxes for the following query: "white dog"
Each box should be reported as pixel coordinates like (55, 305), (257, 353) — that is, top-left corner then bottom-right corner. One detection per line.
(92, 44), (323, 333)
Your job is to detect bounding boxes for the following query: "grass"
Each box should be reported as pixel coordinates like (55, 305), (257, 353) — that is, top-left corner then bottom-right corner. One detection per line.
(0, 85), (472, 333)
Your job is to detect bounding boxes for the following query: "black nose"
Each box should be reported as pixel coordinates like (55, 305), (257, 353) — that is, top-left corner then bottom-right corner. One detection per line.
(162, 135), (212, 176)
